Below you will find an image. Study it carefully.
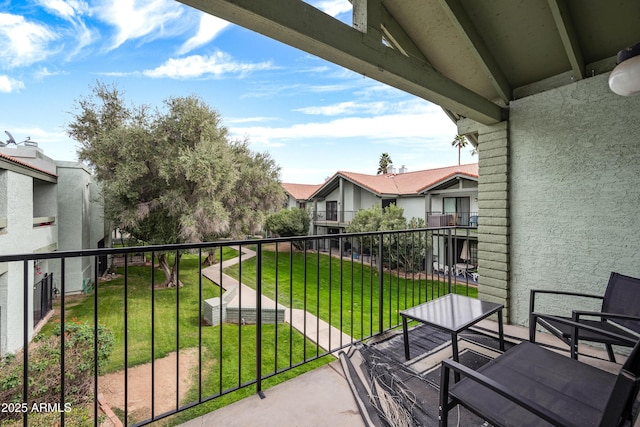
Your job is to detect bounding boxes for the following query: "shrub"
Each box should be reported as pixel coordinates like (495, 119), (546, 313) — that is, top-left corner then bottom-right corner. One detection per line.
(265, 208), (311, 249)
(0, 321), (114, 423)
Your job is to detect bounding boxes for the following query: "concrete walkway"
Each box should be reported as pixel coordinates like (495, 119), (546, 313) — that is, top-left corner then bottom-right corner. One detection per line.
(185, 247), (362, 426)
(201, 246), (352, 353)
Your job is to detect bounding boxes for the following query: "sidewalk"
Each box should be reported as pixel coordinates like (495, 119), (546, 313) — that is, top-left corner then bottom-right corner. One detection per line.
(201, 246), (352, 351)
(190, 247), (362, 426)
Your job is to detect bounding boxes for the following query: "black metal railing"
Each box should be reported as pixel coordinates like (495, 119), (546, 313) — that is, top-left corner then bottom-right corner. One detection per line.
(427, 211), (478, 227)
(33, 272), (54, 324)
(312, 210), (356, 224)
(0, 227), (477, 426)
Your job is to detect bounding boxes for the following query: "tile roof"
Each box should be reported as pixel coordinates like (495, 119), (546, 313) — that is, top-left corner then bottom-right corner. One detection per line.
(0, 152), (57, 177)
(281, 182), (323, 200)
(319, 163), (478, 196)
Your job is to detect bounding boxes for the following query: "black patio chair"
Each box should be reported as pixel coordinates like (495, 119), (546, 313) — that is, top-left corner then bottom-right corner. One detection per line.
(439, 319), (640, 427)
(530, 272), (640, 362)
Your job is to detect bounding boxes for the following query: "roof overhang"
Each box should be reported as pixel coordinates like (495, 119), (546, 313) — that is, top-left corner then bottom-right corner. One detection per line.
(178, 0), (506, 125)
(178, 0), (639, 128)
(0, 157), (57, 183)
(420, 173), (477, 193)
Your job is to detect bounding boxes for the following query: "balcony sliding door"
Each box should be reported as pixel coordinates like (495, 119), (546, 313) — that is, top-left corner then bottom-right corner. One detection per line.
(326, 201), (338, 221)
(443, 197), (470, 225)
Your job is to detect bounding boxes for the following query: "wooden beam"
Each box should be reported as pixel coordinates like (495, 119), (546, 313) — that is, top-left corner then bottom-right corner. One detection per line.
(178, 0), (505, 124)
(547, 0), (585, 80)
(378, 4), (430, 64)
(437, 0), (512, 104)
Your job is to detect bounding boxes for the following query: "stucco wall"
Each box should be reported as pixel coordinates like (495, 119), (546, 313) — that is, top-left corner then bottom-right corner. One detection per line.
(396, 196), (425, 221)
(359, 190), (379, 209)
(1, 173), (36, 354)
(342, 181), (355, 211)
(508, 72), (640, 326)
(54, 162), (106, 293)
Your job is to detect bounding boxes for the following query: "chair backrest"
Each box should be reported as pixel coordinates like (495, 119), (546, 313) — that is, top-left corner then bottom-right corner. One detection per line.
(599, 338), (640, 426)
(602, 272), (640, 334)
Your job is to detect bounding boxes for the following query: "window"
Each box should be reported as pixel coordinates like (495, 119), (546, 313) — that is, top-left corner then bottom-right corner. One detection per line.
(382, 198), (396, 209)
(443, 197), (471, 225)
(326, 201), (338, 221)
(299, 202), (306, 210)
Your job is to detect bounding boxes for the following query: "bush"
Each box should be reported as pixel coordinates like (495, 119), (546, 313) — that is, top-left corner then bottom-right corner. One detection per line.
(265, 208), (311, 249)
(347, 205), (430, 272)
(0, 321), (114, 423)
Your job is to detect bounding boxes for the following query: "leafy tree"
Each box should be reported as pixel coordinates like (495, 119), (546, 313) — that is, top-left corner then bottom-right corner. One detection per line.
(377, 152), (393, 174)
(265, 208), (311, 249)
(451, 134), (468, 165)
(347, 204), (405, 233)
(346, 205), (429, 271)
(67, 82), (284, 286)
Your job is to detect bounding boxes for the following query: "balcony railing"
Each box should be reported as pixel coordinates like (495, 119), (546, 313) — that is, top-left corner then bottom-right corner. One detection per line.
(312, 210), (356, 224)
(0, 227), (477, 426)
(427, 211), (478, 227)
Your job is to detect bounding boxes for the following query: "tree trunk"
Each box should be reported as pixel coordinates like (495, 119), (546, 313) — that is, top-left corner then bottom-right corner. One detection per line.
(158, 253), (184, 287)
(202, 251), (217, 266)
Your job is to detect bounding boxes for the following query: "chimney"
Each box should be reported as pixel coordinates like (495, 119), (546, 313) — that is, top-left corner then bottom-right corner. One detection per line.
(399, 165), (408, 174)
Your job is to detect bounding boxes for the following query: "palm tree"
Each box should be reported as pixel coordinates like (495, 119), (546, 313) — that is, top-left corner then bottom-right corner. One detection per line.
(377, 152), (393, 174)
(451, 134), (468, 165)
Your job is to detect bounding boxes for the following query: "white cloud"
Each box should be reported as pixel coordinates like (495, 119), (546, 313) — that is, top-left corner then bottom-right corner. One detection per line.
(294, 99), (442, 117)
(178, 13), (230, 55)
(0, 75), (25, 92)
(37, 0), (90, 20)
(231, 110), (456, 146)
(312, 0), (352, 17)
(295, 101), (387, 116)
(34, 67), (66, 80)
(94, 0), (184, 50)
(142, 52), (273, 79)
(0, 13), (58, 68)
(35, 1), (94, 60)
(226, 116), (279, 124)
(241, 82), (352, 99)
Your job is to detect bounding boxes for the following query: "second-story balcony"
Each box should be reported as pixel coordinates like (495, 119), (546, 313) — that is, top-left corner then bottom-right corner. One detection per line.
(312, 210), (356, 225)
(427, 211), (478, 228)
(0, 227), (486, 427)
(0, 227), (627, 427)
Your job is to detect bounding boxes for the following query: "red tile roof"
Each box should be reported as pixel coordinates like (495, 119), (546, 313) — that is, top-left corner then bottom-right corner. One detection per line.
(281, 182), (323, 200)
(317, 163), (478, 196)
(0, 152), (57, 177)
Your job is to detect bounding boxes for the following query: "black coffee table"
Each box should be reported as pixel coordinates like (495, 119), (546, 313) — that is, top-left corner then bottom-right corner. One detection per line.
(401, 294), (504, 363)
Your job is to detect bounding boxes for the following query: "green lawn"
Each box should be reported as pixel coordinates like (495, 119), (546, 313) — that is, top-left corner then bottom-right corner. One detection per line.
(49, 250), (331, 426)
(224, 249), (477, 340)
(40, 245), (476, 426)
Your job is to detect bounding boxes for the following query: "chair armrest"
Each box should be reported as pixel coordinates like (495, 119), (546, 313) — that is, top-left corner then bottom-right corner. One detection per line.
(441, 358), (575, 427)
(572, 310), (640, 338)
(530, 289), (603, 313)
(536, 313), (638, 345)
(573, 310), (640, 323)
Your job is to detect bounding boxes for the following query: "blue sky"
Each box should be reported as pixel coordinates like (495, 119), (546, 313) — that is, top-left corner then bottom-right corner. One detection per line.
(0, 0), (473, 184)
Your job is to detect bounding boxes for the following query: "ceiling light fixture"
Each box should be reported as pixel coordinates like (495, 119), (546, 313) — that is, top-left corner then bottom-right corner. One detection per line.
(609, 42), (640, 96)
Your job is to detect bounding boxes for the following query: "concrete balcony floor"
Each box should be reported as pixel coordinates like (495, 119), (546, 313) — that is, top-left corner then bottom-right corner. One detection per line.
(178, 320), (635, 427)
